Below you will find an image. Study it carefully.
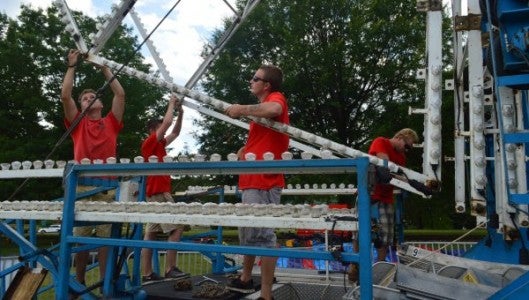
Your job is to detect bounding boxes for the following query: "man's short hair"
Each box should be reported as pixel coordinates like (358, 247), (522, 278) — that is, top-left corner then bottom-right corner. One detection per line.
(146, 118), (162, 132)
(394, 128), (419, 143)
(77, 89), (97, 103)
(260, 64), (283, 92)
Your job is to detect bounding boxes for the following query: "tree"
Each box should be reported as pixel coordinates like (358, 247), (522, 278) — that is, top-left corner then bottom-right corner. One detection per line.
(197, 0), (426, 155)
(0, 5), (165, 200)
(194, 0), (426, 197)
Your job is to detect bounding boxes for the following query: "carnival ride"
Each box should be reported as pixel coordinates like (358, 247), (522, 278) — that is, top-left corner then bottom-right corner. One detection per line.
(1, 0), (529, 299)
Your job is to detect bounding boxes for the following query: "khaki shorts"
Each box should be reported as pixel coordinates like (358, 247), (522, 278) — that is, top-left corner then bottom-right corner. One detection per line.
(238, 188), (282, 248)
(73, 185), (114, 237)
(145, 192), (185, 234)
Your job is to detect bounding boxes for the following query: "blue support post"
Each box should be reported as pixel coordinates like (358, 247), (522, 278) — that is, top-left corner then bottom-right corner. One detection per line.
(16, 220), (24, 256)
(356, 158), (373, 299)
(214, 188), (225, 274)
(395, 193), (405, 245)
(56, 166), (78, 299)
(132, 175), (146, 287)
(131, 223), (143, 287)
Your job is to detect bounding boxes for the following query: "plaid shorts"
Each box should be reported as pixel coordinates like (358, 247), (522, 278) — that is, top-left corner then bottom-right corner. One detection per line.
(374, 202), (394, 247)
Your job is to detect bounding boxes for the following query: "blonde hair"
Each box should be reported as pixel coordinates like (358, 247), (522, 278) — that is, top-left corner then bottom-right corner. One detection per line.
(394, 128), (419, 143)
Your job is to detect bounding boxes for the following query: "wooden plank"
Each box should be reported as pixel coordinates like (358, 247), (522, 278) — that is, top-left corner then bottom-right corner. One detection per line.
(3, 266), (47, 300)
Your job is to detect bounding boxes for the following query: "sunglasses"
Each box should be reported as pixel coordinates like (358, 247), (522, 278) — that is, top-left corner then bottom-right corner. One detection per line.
(251, 76), (268, 82)
(404, 143), (413, 151)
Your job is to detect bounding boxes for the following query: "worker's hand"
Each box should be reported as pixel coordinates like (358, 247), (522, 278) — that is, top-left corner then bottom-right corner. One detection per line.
(375, 165), (392, 184)
(225, 104), (244, 118)
(170, 94), (183, 113)
(67, 49), (80, 67)
(426, 180), (440, 192)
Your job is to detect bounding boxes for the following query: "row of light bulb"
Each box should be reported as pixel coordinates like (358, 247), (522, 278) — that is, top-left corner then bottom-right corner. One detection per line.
(95, 55), (425, 179)
(0, 150), (338, 171)
(186, 183), (354, 192)
(0, 201), (355, 219)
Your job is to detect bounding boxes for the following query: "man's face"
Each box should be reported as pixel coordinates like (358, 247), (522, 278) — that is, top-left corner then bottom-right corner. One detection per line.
(249, 69), (269, 97)
(398, 136), (414, 154)
(79, 92), (102, 111)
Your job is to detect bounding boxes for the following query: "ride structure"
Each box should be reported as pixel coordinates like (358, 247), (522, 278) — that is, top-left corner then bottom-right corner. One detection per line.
(2, 0), (529, 299)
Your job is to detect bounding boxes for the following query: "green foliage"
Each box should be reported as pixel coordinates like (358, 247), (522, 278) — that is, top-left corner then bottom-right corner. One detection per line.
(195, 0), (471, 228)
(0, 5), (165, 199)
(199, 0), (426, 156)
(0, 2), (475, 229)
(197, 0), (427, 204)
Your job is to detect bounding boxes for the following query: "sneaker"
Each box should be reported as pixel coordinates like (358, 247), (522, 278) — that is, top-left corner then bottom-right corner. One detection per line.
(142, 272), (163, 283)
(226, 276), (254, 293)
(165, 267), (188, 279)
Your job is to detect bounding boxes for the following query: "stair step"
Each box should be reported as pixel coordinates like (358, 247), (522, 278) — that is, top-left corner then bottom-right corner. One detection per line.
(4, 267), (47, 299)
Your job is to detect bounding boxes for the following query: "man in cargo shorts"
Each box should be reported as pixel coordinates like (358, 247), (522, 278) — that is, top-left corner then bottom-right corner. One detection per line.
(225, 64), (290, 300)
(141, 94), (187, 282)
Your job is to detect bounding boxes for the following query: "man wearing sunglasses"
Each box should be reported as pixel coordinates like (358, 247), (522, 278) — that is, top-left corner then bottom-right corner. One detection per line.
(349, 128), (419, 282)
(369, 128), (418, 260)
(225, 65), (289, 300)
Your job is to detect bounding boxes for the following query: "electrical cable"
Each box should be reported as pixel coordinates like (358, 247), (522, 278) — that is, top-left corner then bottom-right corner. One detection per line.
(7, 0), (182, 201)
(512, 205), (529, 218)
(407, 220), (488, 268)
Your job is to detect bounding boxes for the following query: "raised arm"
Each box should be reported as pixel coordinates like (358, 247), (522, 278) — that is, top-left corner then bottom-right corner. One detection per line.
(165, 96), (184, 145)
(155, 95), (177, 141)
(61, 49), (81, 123)
(101, 66), (126, 122)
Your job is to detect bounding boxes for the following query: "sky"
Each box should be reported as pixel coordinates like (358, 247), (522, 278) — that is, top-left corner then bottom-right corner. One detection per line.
(2, 0), (469, 156)
(2, 0), (240, 155)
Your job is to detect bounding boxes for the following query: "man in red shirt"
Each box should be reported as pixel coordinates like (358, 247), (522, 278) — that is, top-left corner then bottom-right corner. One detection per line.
(61, 49), (125, 286)
(140, 94), (187, 281)
(225, 65), (289, 300)
(369, 128), (418, 261)
(348, 128), (419, 282)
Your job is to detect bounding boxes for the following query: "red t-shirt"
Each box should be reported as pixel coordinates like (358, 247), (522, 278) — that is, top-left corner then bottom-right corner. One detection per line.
(65, 111), (123, 162)
(238, 91), (290, 190)
(141, 132), (171, 196)
(369, 137), (406, 204)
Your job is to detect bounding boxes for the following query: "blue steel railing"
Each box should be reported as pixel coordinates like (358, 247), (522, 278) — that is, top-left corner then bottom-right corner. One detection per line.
(51, 158), (372, 299)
